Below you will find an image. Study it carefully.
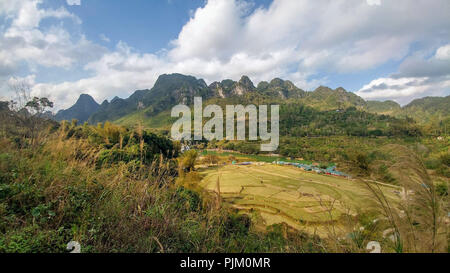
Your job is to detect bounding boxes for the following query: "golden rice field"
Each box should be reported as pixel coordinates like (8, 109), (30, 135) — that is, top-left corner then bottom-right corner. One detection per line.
(198, 164), (400, 234)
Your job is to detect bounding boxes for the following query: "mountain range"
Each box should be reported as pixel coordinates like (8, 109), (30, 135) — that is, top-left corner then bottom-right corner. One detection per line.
(55, 93), (100, 123)
(53, 73), (450, 130)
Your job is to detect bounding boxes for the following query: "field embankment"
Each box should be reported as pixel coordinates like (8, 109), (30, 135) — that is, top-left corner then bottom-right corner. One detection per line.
(198, 164), (400, 235)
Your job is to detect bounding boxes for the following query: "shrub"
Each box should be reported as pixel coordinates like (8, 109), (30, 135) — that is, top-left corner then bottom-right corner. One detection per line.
(222, 213), (251, 237)
(179, 150), (198, 172)
(0, 226), (69, 253)
(355, 153), (369, 171)
(436, 182), (448, 197)
(175, 187), (201, 212)
(439, 152), (450, 167)
(425, 158), (441, 170)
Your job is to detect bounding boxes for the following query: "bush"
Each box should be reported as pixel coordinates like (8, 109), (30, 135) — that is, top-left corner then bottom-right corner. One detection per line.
(0, 226), (70, 253)
(355, 153), (369, 171)
(222, 213), (251, 237)
(436, 167), (450, 178)
(440, 152), (450, 167)
(175, 187), (201, 212)
(96, 149), (129, 168)
(436, 183), (448, 197)
(425, 158), (441, 170)
(378, 164), (396, 183)
(179, 150), (198, 172)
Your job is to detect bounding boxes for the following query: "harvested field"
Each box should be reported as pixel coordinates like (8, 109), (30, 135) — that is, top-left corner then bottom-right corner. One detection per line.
(199, 164), (399, 233)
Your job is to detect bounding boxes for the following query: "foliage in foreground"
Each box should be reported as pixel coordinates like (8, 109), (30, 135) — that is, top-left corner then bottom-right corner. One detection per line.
(0, 102), (447, 252)
(0, 123), (324, 253)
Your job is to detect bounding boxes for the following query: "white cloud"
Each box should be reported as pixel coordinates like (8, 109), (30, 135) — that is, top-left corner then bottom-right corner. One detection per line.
(165, 0), (450, 88)
(358, 77), (429, 100)
(435, 44), (450, 61)
(99, 33), (110, 43)
(0, 74), (37, 104)
(6, 0), (80, 30)
(0, 0), (106, 103)
(2, 0), (450, 109)
(366, 0), (381, 6)
(169, 0), (247, 61)
(0, 0), (103, 72)
(32, 42), (168, 109)
(170, 0), (449, 73)
(8, 74), (36, 87)
(356, 44), (450, 104)
(66, 0), (81, 6)
(356, 76), (450, 105)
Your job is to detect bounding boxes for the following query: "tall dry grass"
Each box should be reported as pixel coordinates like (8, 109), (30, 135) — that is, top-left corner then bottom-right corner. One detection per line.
(1, 122), (326, 253)
(321, 145), (449, 253)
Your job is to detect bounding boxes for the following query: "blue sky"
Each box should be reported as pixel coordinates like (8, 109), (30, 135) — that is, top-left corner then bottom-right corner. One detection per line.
(0, 0), (449, 110)
(57, 0), (206, 53)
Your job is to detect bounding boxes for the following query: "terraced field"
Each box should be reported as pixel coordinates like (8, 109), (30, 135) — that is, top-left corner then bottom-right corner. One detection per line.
(199, 164), (400, 234)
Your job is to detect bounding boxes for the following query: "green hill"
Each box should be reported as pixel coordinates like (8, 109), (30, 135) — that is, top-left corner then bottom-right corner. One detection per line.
(88, 73), (211, 124)
(365, 100), (401, 115)
(257, 78), (306, 99)
(114, 109), (175, 132)
(364, 96), (449, 127)
(402, 96), (450, 122)
(52, 73), (449, 137)
(301, 86), (367, 111)
(88, 90), (149, 124)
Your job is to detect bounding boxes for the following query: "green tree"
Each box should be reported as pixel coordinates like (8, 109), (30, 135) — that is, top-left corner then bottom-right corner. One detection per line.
(355, 153), (369, 171)
(180, 150), (198, 173)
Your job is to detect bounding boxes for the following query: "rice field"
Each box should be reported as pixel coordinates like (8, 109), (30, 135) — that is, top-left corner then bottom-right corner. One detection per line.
(198, 164), (399, 233)
(201, 150), (316, 165)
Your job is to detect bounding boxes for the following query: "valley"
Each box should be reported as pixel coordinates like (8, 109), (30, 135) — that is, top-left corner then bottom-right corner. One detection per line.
(196, 152), (406, 235)
(1, 73), (448, 253)
(1, 0), (449, 256)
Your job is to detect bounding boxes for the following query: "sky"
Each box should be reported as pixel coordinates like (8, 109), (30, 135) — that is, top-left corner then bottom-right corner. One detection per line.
(0, 0), (449, 111)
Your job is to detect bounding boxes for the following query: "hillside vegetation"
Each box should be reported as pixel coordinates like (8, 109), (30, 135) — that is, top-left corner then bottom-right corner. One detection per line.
(52, 74), (449, 136)
(1, 75), (448, 253)
(0, 119), (329, 253)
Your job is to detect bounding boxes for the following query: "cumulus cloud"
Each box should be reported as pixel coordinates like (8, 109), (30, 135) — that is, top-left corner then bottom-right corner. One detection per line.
(1, 0), (450, 109)
(0, 0), (105, 105)
(436, 44), (450, 61)
(169, 0), (449, 75)
(31, 42), (168, 109)
(0, 0), (103, 71)
(31, 41), (328, 110)
(356, 44), (450, 104)
(357, 76), (450, 105)
(165, 0), (450, 93)
(1, 74), (37, 104)
(394, 51), (450, 79)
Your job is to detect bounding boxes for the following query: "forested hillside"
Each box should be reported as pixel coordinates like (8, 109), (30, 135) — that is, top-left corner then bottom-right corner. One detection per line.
(52, 74), (448, 138)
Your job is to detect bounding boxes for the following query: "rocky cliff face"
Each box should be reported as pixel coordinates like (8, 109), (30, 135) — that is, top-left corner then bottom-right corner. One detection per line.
(55, 73), (449, 125)
(257, 78), (306, 99)
(209, 76), (256, 98)
(55, 94), (100, 123)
